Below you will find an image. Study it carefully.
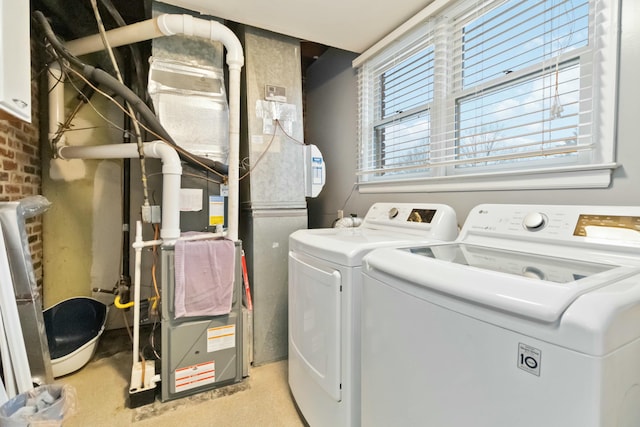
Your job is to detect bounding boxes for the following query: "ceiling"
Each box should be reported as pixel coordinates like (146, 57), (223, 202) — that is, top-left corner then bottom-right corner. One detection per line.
(161, 0), (434, 54)
(32, 0), (436, 72)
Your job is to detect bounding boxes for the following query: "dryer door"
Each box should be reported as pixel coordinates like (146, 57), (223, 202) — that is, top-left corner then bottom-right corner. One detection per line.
(289, 251), (342, 401)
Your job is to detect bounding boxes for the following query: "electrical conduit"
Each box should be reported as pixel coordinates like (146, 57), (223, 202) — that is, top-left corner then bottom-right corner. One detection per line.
(64, 14), (244, 241)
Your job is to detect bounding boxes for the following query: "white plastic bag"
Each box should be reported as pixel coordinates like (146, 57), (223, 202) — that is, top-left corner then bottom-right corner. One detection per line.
(0, 384), (76, 427)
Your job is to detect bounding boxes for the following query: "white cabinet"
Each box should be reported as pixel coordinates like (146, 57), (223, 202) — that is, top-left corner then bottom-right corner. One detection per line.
(0, 0), (31, 122)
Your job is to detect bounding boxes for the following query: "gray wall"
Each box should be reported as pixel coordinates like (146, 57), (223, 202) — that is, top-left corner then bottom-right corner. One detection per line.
(306, 0), (640, 230)
(305, 48), (359, 228)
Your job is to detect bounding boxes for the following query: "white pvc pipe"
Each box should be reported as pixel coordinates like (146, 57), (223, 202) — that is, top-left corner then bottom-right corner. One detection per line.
(132, 239), (164, 249)
(156, 15), (244, 68)
(132, 220), (143, 366)
(132, 232), (226, 251)
(227, 66), (241, 241)
(65, 19), (162, 57)
(58, 141), (182, 240)
(179, 231), (227, 241)
(65, 14), (244, 68)
(48, 62), (65, 145)
(64, 14), (244, 240)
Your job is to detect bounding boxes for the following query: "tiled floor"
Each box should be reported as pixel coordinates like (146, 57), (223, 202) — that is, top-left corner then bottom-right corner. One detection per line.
(55, 328), (306, 426)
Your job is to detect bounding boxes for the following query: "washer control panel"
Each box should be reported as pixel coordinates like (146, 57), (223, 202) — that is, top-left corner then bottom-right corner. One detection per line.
(464, 204), (640, 244)
(573, 214), (640, 239)
(522, 212), (547, 231)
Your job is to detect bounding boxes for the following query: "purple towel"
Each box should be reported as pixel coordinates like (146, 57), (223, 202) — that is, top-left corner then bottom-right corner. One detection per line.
(174, 236), (235, 318)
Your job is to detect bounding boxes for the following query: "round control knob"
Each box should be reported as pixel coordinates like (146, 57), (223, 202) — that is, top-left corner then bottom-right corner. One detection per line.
(388, 207), (399, 219)
(523, 212), (546, 230)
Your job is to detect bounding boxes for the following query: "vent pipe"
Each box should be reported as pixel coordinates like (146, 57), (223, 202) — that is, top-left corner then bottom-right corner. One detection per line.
(58, 142), (182, 240)
(63, 14), (244, 241)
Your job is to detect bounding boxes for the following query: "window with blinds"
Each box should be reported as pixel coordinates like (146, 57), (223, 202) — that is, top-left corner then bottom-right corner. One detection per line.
(356, 0), (619, 190)
(375, 45), (434, 176)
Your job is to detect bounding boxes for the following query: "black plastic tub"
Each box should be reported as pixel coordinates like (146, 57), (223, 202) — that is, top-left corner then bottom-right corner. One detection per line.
(43, 297), (107, 377)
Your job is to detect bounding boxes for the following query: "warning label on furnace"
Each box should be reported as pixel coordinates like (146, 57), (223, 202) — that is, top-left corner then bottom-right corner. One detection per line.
(174, 361), (216, 393)
(209, 195), (224, 226)
(207, 324), (236, 352)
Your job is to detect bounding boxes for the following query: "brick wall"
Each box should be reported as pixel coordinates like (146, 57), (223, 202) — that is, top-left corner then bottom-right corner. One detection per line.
(0, 41), (44, 290)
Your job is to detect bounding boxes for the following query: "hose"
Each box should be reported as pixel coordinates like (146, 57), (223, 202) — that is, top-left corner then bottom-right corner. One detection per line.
(114, 295), (134, 309)
(33, 11), (83, 68)
(334, 216), (363, 228)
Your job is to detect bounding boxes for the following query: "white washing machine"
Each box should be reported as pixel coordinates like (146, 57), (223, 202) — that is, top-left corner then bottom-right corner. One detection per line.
(361, 204), (640, 427)
(288, 202), (458, 427)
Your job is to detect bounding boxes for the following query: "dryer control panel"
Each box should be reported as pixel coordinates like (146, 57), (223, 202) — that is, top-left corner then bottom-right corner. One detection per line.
(361, 202), (458, 242)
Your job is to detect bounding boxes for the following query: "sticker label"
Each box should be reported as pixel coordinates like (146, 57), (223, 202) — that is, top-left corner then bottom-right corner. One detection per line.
(312, 157), (323, 184)
(180, 188), (203, 212)
(174, 361), (216, 393)
(518, 343), (541, 376)
(209, 195), (224, 226)
(207, 324), (236, 352)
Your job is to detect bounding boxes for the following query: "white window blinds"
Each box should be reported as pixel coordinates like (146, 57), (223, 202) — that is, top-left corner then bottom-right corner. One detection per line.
(355, 0), (619, 189)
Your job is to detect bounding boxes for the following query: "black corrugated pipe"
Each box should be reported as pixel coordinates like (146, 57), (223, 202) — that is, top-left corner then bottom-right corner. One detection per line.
(33, 10), (229, 176)
(98, 0), (151, 110)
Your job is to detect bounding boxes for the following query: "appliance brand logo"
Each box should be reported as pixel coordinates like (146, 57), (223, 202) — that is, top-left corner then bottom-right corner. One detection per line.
(518, 343), (541, 376)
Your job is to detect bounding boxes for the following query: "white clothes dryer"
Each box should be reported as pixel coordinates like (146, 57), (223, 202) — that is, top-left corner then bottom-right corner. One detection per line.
(361, 204), (640, 427)
(288, 203), (458, 427)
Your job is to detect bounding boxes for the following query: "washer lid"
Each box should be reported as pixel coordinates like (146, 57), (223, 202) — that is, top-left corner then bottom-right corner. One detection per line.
(364, 243), (640, 323)
(411, 244), (614, 283)
(289, 227), (443, 267)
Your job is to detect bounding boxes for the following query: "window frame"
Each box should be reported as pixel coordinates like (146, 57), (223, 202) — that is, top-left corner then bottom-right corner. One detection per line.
(354, 0), (620, 193)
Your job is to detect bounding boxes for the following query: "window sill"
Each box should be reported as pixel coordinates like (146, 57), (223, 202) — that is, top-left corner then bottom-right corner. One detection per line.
(357, 163), (619, 194)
